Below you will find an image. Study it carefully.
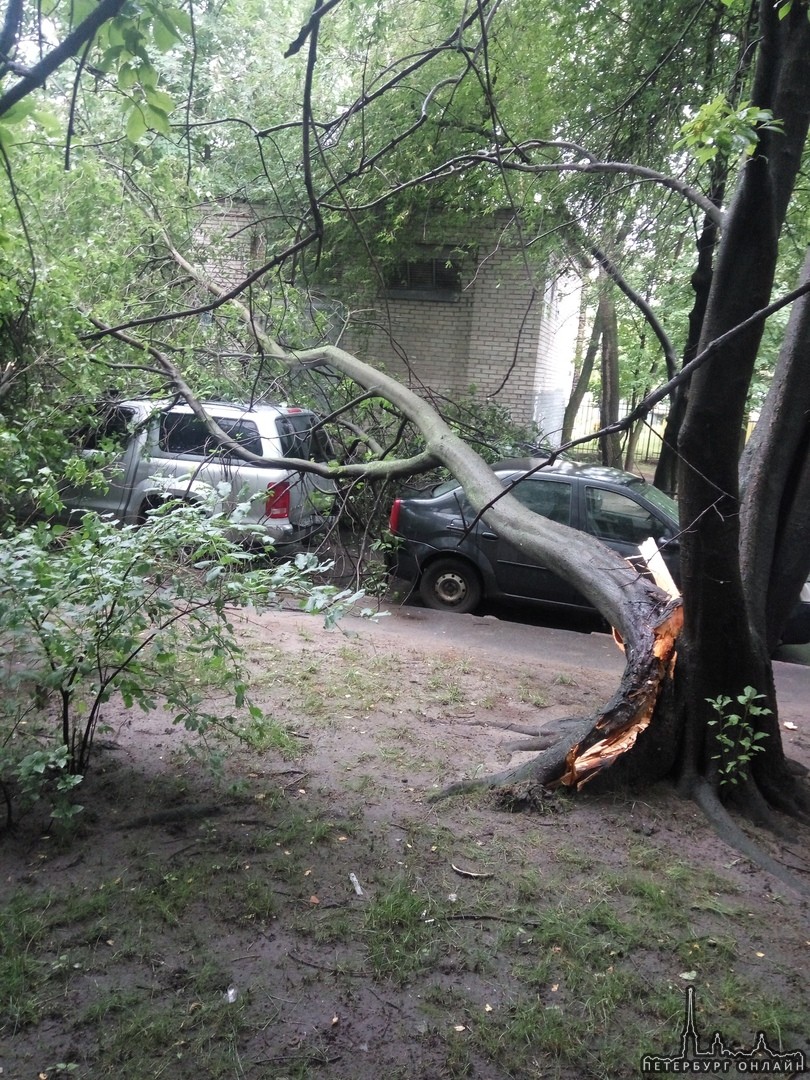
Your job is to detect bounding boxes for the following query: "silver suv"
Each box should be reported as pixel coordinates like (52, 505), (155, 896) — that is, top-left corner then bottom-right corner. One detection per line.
(59, 399), (336, 544)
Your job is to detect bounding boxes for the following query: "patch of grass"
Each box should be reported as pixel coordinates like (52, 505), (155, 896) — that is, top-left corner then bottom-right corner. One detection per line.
(550, 671), (577, 687)
(130, 862), (214, 925)
(0, 893), (52, 1031)
(427, 678), (466, 705)
(235, 711), (301, 757)
(80, 986), (147, 1023)
(363, 877), (443, 980)
(90, 988), (251, 1077)
(517, 679), (549, 708)
(220, 876), (278, 923)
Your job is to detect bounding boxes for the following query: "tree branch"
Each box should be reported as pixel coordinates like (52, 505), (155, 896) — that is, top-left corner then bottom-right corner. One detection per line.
(83, 315), (438, 482)
(590, 242), (678, 381)
(328, 143), (724, 226)
(284, 0), (344, 58)
(0, 0), (127, 118)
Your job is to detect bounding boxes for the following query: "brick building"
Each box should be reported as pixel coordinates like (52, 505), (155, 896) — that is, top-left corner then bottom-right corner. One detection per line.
(194, 204), (580, 444)
(337, 214), (580, 442)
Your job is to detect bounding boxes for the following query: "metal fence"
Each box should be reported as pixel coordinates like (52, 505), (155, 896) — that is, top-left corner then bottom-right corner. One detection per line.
(569, 396), (667, 464)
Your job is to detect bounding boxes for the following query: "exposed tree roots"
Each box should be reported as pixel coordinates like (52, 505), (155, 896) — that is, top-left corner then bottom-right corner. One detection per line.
(689, 780), (809, 896)
(428, 717), (596, 803)
(431, 599), (809, 897)
(434, 730), (809, 896)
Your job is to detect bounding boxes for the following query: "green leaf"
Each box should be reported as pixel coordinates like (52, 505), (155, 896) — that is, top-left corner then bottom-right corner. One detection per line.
(118, 63), (139, 90)
(153, 12), (182, 51)
(166, 7), (193, 34)
(31, 109), (63, 137)
(0, 99), (35, 125)
(145, 87), (175, 114)
(145, 105), (171, 135)
(138, 62), (159, 90)
(126, 106), (148, 143)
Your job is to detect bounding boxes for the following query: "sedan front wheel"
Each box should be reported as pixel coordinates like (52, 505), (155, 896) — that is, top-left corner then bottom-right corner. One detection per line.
(419, 557), (483, 614)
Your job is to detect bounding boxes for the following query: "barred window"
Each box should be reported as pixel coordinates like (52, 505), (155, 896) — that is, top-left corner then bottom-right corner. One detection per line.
(384, 255), (462, 301)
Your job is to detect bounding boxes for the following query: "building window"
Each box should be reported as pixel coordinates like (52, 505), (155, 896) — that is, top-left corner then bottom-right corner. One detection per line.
(384, 254), (463, 302)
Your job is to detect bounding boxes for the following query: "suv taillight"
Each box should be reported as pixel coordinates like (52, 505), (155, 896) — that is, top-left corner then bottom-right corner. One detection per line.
(266, 480), (292, 518)
(389, 498), (402, 532)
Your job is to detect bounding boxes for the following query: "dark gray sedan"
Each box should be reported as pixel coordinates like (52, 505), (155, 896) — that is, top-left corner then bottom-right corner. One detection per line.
(388, 458), (810, 644)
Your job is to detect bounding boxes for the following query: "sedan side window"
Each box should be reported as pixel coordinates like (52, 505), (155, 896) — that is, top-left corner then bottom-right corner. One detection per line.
(512, 479), (572, 525)
(585, 487), (669, 545)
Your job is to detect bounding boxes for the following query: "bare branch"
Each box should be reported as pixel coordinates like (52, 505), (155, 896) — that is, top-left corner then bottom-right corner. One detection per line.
(328, 143), (724, 226)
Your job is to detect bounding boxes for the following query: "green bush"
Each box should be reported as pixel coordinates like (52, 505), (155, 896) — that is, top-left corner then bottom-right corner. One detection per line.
(0, 504), (350, 826)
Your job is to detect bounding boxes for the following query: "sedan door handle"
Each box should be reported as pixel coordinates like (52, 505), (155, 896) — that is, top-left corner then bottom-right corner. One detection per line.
(446, 519), (469, 534)
(480, 530), (498, 540)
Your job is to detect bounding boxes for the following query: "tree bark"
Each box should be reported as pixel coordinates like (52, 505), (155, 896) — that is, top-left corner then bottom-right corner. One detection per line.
(560, 304), (602, 446)
(598, 291), (622, 467)
(740, 247), (810, 653)
(676, 0), (810, 807)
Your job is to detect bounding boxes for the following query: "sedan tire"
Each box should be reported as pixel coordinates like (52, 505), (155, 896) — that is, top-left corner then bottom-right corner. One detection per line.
(419, 557), (483, 614)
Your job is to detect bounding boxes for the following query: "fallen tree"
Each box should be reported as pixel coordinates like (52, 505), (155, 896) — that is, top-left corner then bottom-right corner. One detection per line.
(3, 0), (810, 890)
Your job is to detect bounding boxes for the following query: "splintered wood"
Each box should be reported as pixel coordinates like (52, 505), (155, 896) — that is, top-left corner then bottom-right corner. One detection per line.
(559, 602), (683, 790)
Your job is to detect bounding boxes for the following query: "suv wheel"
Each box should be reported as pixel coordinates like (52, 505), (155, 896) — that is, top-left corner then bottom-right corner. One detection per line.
(419, 558), (482, 614)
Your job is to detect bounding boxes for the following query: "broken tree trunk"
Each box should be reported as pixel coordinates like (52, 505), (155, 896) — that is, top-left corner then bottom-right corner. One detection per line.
(432, 597), (683, 802)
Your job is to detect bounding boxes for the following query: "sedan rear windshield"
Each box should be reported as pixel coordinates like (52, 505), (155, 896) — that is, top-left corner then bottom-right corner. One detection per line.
(431, 478), (462, 497)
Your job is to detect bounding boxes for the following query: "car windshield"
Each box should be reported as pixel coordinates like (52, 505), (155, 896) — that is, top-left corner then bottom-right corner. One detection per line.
(628, 478), (678, 520)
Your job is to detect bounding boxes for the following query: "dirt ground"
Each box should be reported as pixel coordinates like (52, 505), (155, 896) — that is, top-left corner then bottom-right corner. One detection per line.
(2, 604), (809, 1080)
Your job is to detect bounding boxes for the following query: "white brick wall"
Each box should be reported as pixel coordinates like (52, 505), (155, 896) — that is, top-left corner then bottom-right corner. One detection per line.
(340, 215), (576, 432)
(194, 204), (578, 436)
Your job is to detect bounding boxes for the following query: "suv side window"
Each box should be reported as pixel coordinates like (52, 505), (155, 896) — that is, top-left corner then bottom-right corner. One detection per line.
(276, 415), (332, 462)
(159, 414), (263, 458)
(585, 486), (669, 545)
(512, 479), (572, 525)
(79, 406), (136, 450)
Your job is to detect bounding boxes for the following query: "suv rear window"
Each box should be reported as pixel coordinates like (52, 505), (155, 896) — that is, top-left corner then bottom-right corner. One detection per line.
(276, 414), (332, 462)
(159, 414), (263, 458)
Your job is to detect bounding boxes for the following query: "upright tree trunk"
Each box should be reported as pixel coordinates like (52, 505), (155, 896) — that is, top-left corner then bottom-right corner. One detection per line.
(676, 0), (810, 807)
(561, 305), (602, 446)
(654, 173), (725, 497)
(598, 291), (622, 467)
(740, 248), (810, 653)
(654, 0), (755, 497)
